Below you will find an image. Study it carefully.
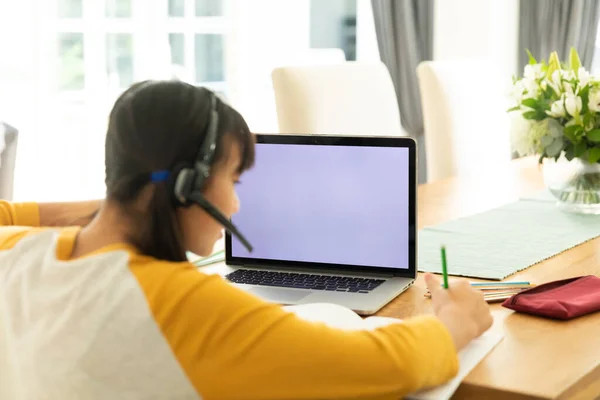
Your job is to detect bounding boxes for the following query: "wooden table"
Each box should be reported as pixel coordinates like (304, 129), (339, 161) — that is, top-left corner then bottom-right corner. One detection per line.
(203, 156), (600, 399)
(375, 156), (600, 400)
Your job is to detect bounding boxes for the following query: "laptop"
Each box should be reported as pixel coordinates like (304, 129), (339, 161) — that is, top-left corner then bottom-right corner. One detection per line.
(218, 134), (417, 315)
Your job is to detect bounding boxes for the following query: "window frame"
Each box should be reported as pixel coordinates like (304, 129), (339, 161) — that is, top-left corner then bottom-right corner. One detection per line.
(38, 0), (229, 105)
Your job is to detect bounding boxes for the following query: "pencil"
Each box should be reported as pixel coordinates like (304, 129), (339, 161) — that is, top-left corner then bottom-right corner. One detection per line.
(470, 281), (530, 287)
(441, 245), (449, 289)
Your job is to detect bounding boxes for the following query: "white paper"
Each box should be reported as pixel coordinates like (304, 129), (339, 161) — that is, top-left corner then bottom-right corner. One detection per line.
(285, 302), (504, 400)
(283, 303), (392, 330)
(406, 330), (504, 400)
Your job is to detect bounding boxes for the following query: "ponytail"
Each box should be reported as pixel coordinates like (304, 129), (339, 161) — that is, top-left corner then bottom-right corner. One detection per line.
(127, 181), (187, 262)
(112, 173), (187, 262)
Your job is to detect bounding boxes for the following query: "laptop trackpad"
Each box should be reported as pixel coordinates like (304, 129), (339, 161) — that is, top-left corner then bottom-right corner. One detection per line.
(249, 287), (310, 303)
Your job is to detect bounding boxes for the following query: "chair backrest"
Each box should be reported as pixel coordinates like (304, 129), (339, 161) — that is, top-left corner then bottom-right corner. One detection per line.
(0, 122), (18, 200)
(416, 60), (512, 182)
(271, 62), (404, 136)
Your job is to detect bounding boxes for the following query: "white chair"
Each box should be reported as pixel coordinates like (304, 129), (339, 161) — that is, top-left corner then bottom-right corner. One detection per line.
(271, 62), (404, 136)
(416, 60), (512, 182)
(0, 122), (18, 200)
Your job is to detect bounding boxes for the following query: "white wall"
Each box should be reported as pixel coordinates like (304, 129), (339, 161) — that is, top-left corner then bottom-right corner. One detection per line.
(226, 0), (311, 132)
(356, 0), (380, 62)
(0, 1), (37, 128)
(0, 0), (42, 200)
(434, 0), (519, 86)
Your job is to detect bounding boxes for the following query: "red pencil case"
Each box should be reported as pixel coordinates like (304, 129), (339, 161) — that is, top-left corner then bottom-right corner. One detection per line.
(502, 275), (600, 320)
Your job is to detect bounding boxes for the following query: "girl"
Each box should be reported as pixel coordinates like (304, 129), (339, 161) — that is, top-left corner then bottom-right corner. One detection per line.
(0, 80), (491, 399)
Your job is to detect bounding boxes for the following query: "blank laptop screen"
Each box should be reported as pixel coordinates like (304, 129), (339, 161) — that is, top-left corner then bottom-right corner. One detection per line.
(230, 142), (411, 269)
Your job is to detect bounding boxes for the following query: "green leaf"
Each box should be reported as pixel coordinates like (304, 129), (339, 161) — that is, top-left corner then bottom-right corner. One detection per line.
(589, 148), (600, 163)
(546, 51), (562, 79)
(570, 47), (582, 75)
(549, 122), (563, 138)
(564, 124), (581, 135)
(521, 109), (547, 121)
(541, 135), (554, 147)
(583, 113), (593, 128)
(526, 49), (537, 65)
(506, 105), (520, 112)
(580, 86), (590, 114)
(587, 129), (600, 142)
(564, 124), (582, 142)
(522, 98), (538, 109)
(545, 137), (564, 157)
(565, 147), (575, 161)
(581, 150), (590, 161)
(575, 141), (587, 157)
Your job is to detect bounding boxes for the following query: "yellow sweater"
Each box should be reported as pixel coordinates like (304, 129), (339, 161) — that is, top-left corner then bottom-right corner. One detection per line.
(0, 201), (458, 400)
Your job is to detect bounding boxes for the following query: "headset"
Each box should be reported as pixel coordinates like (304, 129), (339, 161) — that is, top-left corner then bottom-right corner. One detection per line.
(168, 92), (253, 252)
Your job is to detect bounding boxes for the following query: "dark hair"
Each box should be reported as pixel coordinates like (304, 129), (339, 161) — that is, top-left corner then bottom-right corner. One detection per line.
(104, 80), (255, 262)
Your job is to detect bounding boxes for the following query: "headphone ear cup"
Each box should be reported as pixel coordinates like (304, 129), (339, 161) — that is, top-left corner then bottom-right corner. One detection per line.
(170, 164), (195, 206)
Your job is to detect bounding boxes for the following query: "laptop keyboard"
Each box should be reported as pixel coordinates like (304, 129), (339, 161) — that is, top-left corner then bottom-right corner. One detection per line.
(225, 269), (386, 293)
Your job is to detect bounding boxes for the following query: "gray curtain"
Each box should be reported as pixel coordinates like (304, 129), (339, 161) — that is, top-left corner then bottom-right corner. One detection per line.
(371, 0), (434, 182)
(519, 0), (600, 70)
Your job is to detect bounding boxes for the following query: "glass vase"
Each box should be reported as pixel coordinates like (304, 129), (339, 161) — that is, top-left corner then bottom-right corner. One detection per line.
(542, 156), (600, 214)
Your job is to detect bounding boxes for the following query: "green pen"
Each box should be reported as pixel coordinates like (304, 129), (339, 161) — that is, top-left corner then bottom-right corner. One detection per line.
(441, 245), (449, 289)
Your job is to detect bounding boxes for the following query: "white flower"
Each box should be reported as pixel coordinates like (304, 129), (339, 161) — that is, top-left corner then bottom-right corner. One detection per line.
(510, 114), (534, 156)
(549, 70), (564, 95)
(563, 79), (579, 95)
(510, 80), (526, 102)
(578, 68), (591, 88)
(547, 95), (567, 118)
(524, 64), (544, 80)
(565, 92), (582, 116)
(561, 69), (575, 81)
(588, 89), (600, 112)
(522, 77), (540, 98)
(510, 116), (562, 157)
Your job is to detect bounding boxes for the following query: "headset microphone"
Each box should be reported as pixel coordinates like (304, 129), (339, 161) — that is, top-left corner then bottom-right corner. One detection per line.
(169, 90), (253, 253)
(187, 192), (253, 252)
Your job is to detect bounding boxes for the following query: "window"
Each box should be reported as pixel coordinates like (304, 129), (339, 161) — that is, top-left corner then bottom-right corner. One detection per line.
(106, 33), (134, 89)
(31, 0), (228, 201)
(310, 0), (357, 61)
(165, 0), (227, 94)
(58, 0), (83, 18)
(106, 0), (133, 17)
(57, 33), (85, 91)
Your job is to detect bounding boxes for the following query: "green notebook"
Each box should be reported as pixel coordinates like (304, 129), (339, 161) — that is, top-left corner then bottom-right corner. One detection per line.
(418, 193), (600, 280)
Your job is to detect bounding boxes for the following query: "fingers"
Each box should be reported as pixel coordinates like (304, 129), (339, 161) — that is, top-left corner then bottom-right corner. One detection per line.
(455, 279), (471, 289)
(483, 312), (493, 331)
(424, 273), (443, 296)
